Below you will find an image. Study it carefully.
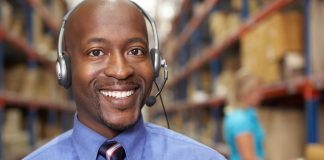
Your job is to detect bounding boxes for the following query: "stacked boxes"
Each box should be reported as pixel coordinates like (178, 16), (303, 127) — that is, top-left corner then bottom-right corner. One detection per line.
(241, 11), (303, 84)
(4, 65), (69, 107)
(32, 9), (55, 57)
(209, 11), (241, 43)
(1, 1), (24, 38)
(1, 2), (12, 30)
(2, 0), (69, 106)
(32, 1), (65, 59)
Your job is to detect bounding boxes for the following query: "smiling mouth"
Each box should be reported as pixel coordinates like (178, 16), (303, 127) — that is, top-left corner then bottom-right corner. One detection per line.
(100, 90), (135, 99)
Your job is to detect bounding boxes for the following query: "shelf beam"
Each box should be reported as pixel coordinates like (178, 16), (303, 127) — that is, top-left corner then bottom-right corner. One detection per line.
(0, 25), (55, 70)
(153, 97), (225, 115)
(156, 74), (324, 115)
(0, 90), (75, 112)
(0, 0), (60, 71)
(166, 0), (296, 89)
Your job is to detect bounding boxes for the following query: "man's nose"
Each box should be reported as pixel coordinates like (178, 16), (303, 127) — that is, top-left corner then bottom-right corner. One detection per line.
(103, 52), (134, 79)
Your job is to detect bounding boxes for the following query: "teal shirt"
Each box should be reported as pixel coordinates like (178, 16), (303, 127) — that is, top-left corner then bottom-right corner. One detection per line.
(223, 107), (265, 160)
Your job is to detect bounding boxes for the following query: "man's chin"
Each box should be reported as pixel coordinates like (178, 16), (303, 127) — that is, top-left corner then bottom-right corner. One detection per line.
(99, 115), (139, 132)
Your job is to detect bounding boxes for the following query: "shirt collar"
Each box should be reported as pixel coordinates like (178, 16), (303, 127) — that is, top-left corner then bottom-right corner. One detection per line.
(113, 116), (146, 160)
(72, 114), (107, 160)
(72, 114), (147, 160)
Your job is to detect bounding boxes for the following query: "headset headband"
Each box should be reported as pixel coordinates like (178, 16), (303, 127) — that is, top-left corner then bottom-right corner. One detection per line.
(56, 0), (163, 88)
(57, 0), (159, 59)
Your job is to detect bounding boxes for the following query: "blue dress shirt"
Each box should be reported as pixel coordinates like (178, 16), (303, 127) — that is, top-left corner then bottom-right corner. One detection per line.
(24, 114), (225, 160)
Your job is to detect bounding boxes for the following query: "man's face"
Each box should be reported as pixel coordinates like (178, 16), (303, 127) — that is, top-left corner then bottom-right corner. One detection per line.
(66, 1), (154, 135)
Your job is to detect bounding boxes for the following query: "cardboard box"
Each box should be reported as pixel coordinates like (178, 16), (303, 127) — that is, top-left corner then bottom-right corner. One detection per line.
(258, 106), (305, 160)
(310, 0), (324, 74)
(4, 65), (27, 92)
(241, 11), (303, 84)
(1, 1), (12, 31)
(209, 12), (241, 43)
(305, 144), (324, 160)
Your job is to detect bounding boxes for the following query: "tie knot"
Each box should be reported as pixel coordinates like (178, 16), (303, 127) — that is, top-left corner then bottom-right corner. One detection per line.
(98, 141), (126, 160)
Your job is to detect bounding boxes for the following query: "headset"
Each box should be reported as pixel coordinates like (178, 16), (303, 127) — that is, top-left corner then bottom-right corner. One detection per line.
(56, 1), (169, 127)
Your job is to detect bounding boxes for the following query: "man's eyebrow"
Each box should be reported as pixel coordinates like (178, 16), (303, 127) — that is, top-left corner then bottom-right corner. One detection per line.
(86, 37), (108, 44)
(127, 37), (148, 45)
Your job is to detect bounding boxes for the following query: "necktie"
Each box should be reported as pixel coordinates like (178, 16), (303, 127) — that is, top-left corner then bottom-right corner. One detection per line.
(98, 141), (126, 160)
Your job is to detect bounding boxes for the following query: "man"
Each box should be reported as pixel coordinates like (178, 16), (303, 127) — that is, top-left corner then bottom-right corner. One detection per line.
(24, 0), (225, 159)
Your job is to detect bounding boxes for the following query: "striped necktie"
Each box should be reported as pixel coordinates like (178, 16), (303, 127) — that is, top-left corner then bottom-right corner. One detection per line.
(98, 141), (126, 160)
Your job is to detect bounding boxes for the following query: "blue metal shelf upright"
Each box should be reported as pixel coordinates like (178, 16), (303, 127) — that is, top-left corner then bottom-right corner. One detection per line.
(25, 1), (37, 148)
(303, 0), (319, 144)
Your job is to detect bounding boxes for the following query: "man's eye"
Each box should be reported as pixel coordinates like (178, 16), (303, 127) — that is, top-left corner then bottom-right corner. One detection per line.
(89, 50), (104, 57)
(129, 48), (144, 56)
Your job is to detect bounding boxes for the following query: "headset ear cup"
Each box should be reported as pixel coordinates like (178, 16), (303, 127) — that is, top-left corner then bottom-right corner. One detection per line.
(150, 49), (155, 70)
(63, 55), (72, 88)
(56, 55), (72, 89)
(150, 48), (161, 78)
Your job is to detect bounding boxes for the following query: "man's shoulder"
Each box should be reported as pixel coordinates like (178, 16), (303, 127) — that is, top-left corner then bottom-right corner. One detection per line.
(23, 130), (74, 160)
(145, 122), (202, 145)
(144, 123), (226, 159)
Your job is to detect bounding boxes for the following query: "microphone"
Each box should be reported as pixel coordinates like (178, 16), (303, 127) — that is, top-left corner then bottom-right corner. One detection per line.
(145, 96), (156, 107)
(145, 59), (170, 129)
(145, 59), (168, 107)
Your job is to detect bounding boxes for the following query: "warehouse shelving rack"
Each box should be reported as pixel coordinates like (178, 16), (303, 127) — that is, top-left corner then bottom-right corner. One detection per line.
(0, 0), (322, 158)
(0, 0), (73, 159)
(157, 0), (322, 146)
(165, 0), (219, 62)
(166, 0), (295, 87)
(27, 0), (61, 35)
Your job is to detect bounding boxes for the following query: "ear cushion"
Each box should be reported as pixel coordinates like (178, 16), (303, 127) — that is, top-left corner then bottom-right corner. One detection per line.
(150, 48), (161, 78)
(56, 55), (72, 89)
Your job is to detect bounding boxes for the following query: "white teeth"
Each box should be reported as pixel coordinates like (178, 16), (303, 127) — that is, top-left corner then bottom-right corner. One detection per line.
(100, 90), (135, 98)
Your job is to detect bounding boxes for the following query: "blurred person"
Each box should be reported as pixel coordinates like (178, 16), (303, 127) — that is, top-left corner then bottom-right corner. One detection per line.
(223, 69), (265, 160)
(23, 0), (225, 160)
